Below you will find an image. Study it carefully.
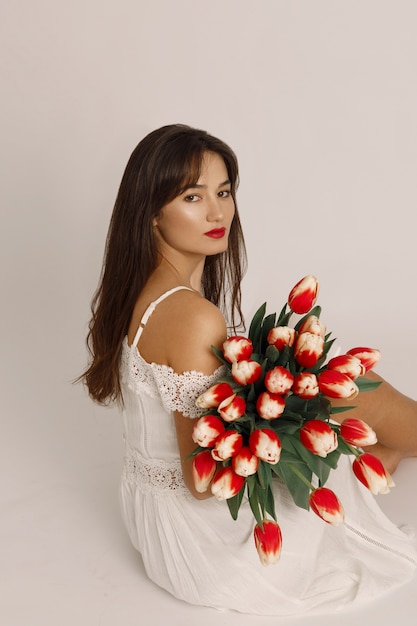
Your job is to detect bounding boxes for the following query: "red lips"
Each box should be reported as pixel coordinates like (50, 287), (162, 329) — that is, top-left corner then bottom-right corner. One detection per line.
(204, 228), (226, 238)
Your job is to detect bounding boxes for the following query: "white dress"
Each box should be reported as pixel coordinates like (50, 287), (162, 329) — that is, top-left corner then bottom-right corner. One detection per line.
(119, 287), (417, 616)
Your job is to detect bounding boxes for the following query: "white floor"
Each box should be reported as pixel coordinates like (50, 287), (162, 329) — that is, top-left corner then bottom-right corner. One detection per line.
(1, 381), (416, 626)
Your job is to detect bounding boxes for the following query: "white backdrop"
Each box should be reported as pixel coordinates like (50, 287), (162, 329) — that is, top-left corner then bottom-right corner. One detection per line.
(1, 2), (416, 625)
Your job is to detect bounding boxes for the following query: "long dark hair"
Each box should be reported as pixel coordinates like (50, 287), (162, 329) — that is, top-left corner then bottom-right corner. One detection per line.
(81, 124), (247, 405)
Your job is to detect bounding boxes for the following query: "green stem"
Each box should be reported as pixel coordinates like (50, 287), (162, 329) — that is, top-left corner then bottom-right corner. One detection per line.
(287, 462), (315, 491)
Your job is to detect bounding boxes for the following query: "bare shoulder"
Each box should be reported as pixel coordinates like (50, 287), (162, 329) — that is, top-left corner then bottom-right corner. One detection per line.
(163, 291), (227, 374)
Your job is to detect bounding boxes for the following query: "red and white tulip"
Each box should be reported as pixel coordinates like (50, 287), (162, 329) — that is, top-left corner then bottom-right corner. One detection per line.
(309, 487), (345, 525)
(327, 354), (365, 380)
(299, 419), (338, 458)
(231, 359), (263, 385)
(211, 430), (243, 461)
(297, 315), (326, 338)
(232, 446), (260, 477)
(294, 332), (324, 368)
(292, 372), (319, 399)
(192, 450), (217, 493)
(256, 391), (286, 420)
(288, 275), (319, 314)
(211, 466), (245, 500)
(249, 428), (282, 464)
(192, 415), (225, 448)
(218, 394), (246, 422)
(318, 370), (359, 400)
(195, 382), (235, 409)
(267, 326), (296, 351)
(346, 347), (381, 372)
(254, 520), (283, 565)
(340, 417), (377, 447)
(264, 366), (294, 395)
(222, 336), (253, 363)
(352, 452), (394, 494)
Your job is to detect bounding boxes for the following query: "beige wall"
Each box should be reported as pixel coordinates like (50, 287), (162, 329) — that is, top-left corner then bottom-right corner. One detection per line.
(1, 0), (416, 505)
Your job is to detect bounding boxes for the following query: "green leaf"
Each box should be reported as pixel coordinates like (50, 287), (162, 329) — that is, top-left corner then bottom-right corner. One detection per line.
(257, 460), (271, 490)
(284, 436), (324, 476)
(265, 485), (277, 521)
(334, 436), (358, 457)
(261, 313), (277, 350)
(226, 484), (245, 520)
(248, 303), (266, 347)
(355, 377), (382, 392)
(210, 345), (228, 365)
(276, 303), (290, 324)
(248, 485), (264, 527)
(294, 306), (322, 331)
(274, 418), (304, 435)
(330, 405), (357, 415)
(247, 474), (257, 497)
(265, 344), (280, 364)
(272, 461), (311, 510)
(319, 447), (342, 469)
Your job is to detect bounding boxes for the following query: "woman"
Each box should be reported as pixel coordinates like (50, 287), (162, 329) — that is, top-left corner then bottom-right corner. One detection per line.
(82, 124), (417, 615)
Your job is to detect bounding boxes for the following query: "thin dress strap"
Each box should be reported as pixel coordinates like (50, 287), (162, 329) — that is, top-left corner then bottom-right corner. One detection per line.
(131, 286), (194, 348)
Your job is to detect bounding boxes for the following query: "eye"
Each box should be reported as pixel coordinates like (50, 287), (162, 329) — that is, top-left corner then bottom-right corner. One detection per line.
(218, 189), (231, 198)
(184, 194), (199, 202)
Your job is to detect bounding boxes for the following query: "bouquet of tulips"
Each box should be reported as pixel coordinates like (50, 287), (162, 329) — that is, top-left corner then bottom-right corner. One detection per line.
(190, 275), (393, 565)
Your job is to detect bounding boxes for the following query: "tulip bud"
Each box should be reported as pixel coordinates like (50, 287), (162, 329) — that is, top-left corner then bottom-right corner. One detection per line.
(299, 419), (338, 458)
(346, 347), (382, 372)
(292, 372), (319, 399)
(264, 366), (294, 395)
(309, 488), (345, 525)
(267, 326), (296, 351)
(318, 370), (359, 400)
(327, 354), (365, 380)
(218, 394), (246, 422)
(222, 336), (253, 363)
(298, 315), (326, 338)
(352, 453), (394, 494)
(232, 446), (260, 476)
(195, 382), (235, 409)
(231, 359), (263, 385)
(340, 417), (377, 447)
(256, 391), (286, 420)
(192, 450), (217, 493)
(211, 466), (245, 500)
(192, 415), (225, 448)
(254, 520), (282, 565)
(294, 332), (324, 368)
(249, 428), (282, 464)
(211, 430), (243, 461)
(288, 275), (319, 314)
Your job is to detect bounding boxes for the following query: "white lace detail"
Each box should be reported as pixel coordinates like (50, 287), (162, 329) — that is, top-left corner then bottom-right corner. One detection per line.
(120, 337), (227, 418)
(122, 447), (190, 495)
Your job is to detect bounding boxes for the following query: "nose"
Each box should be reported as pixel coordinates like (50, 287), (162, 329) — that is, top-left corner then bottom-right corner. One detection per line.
(207, 195), (224, 222)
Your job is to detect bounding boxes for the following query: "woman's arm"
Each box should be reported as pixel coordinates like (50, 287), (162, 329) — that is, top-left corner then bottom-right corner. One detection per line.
(166, 295), (228, 499)
(331, 370), (417, 473)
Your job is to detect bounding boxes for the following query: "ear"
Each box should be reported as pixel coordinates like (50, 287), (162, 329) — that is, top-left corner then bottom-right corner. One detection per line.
(152, 216), (159, 227)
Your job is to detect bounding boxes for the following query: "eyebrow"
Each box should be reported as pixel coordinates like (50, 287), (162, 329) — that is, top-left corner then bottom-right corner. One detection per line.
(185, 179), (231, 191)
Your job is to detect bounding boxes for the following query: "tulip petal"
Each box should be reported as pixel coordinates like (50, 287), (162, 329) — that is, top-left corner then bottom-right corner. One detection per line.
(192, 451), (217, 493)
(309, 487), (345, 525)
(254, 520), (282, 565)
(211, 467), (245, 500)
(299, 420), (338, 457)
(288, 275), (319, 314)
(340, 417), (377, 447)
(352, 453), (394, 494)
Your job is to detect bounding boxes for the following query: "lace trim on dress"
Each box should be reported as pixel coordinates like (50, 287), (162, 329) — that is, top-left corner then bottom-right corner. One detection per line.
(120, 338), (227, 418)
(122, 447), (190, 496)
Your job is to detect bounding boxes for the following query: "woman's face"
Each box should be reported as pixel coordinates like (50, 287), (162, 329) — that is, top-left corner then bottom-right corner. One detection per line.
(154, 151), (235, 260)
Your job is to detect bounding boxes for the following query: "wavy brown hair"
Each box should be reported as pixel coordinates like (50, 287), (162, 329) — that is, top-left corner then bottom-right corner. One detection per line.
(80, 124), (247, 405)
